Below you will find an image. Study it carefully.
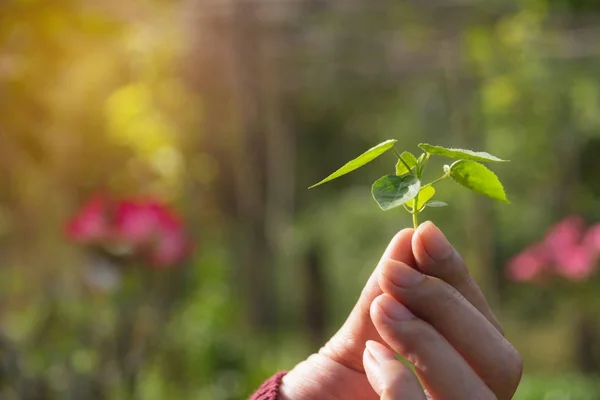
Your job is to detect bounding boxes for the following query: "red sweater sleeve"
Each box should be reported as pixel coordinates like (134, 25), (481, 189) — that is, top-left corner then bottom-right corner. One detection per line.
(248, 372), (287, 400)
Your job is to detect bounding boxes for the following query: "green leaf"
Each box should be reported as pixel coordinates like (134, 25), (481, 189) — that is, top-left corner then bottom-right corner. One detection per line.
(309, 139), (397, 188)
(425, 201), (448, 208)
(371, 175), (421, 211)
(418, 144), (508, 163)
(395, 151), (418, 176)
(449, 160), (509, 203)
(407, 186), (435, 210)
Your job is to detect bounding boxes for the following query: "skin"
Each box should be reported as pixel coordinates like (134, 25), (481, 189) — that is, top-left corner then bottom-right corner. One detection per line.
(280, 221), (522, 399)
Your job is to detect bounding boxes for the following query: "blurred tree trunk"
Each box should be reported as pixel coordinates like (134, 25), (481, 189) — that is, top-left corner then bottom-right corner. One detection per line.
(183, 0), (298, 332)
(575, 311), (600, 374)
(229, 0), (277, 330)
(551, 96), (581, 217)
(303, 244), (327, 347)
(262, 9), (297, 323)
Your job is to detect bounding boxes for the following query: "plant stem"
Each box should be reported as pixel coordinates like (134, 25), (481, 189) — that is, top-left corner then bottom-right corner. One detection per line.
(412, 207), (419, 229)
(417, 153), (431, 177)
(412, 193), (420, 229)
(392, 147), (413, 174)
(422, 171), (451, 188)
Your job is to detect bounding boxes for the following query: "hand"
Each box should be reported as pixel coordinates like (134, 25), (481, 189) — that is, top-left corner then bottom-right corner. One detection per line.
(280, 221), (522, 399)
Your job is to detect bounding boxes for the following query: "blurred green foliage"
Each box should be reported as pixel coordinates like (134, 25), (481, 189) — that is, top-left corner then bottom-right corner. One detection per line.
(516, 374), (600, 400)
(2, 0), (600, 398)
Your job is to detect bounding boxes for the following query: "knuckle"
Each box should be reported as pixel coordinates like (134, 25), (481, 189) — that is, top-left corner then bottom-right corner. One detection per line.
(410, 276), (467, 317)
(446, 250), (472, 285)
(443, 282), (466, 309)
(393, 319), (439, 354)
(428, 276), (465, 310)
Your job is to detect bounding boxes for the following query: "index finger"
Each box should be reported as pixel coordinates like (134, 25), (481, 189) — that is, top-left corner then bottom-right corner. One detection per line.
(411, 221), (502, 333)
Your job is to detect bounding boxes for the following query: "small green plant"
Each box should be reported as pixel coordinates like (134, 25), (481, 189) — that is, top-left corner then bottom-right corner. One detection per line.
(309, 140), (510, 229)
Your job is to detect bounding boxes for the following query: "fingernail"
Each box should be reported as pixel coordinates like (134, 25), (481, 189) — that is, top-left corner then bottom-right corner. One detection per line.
(363, 347), (383, 385)
(365, 341), (397, 364)
(383, 259), (425, 288)
(419, 221), (453, 261)
(378, 295), (415, 321)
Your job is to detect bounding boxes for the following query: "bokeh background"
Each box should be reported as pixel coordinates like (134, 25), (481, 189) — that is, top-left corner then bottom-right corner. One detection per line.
(2, 0), (600, 398)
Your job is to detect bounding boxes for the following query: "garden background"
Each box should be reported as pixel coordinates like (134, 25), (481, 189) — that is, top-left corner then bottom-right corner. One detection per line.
(2, 0), (600, 398)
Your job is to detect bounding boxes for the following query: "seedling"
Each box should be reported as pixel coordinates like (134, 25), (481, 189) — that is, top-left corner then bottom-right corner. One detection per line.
(309, 140), (509, 229)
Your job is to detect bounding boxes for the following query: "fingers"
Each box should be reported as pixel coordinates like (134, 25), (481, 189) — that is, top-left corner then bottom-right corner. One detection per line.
(360, 229), (417, 320)
(321, 228), (416, 372)
(412, 221), (502, 332)
(378, 259), (522, 399)
(363, 340), (425, 400)
(371, 295), (495, 400)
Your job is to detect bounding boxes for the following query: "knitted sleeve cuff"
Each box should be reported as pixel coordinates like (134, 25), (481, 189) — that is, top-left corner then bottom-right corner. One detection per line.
(248, 372), (287, 400)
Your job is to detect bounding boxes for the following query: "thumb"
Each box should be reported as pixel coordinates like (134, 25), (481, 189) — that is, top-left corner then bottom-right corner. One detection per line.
(320, 228), (416, 372)
(363, 341), (425, 400)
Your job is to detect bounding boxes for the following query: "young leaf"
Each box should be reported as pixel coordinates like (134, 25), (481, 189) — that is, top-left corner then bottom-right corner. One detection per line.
(407, 186), (435, 210)
(395, 151), (418, 176)
(309, 139), (397, 188)
(449, 160), (509, 203)
(418, 144), (508, 163)
(425, 201), (448, 208)
(371, 175), (421, 211)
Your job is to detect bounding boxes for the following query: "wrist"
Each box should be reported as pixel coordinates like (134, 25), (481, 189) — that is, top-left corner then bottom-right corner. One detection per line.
(279, 353), (374, 400)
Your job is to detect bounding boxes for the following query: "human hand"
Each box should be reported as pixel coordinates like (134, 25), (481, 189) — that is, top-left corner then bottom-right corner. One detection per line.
(280, 221), (522, 399)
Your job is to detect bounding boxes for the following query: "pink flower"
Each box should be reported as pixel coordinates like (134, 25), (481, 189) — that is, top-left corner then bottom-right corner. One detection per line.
(148, 227), (191, 267)
(66, 194), (192, 268)
(113, 200), (165, 246)
(113, 199), (191, 268)
(65, 194), (110, 243)
(145, 204), (191, 268)
(544, 217), (599, 281)
(583, 224), (600, 252)
(554, 245), (597, 282)
(543, 215), (585, 259)
(507, 216), (600, 284)
(507, 243), (549, 282)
